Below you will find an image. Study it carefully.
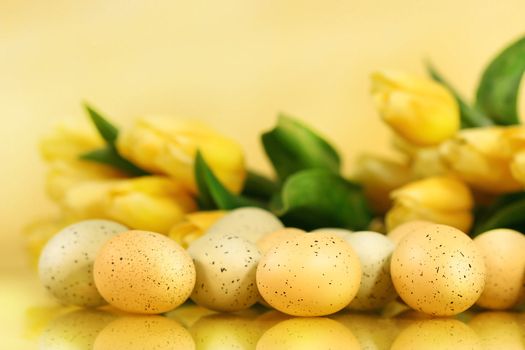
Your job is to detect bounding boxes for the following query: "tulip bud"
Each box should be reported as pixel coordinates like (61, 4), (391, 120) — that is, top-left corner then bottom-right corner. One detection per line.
(371, 71), (460, 146)
(117, 116), (246, 194)
(386, 176), (473, 233)
(440, 127), (523, 194)
(168, 211), (225, 248)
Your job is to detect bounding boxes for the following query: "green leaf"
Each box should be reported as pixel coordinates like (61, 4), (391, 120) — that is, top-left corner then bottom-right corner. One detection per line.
(273, 169), (372, 231)
(473, 191), (525, 235)
(80, 147), (150, 176)
(241, 170), (279, 201)
(426, 62), (493, 128)
(84, 103), (119, 146)
(476, 36), (525, 125)
(195, 151), (261, 210)
(262, 114), (341, 181)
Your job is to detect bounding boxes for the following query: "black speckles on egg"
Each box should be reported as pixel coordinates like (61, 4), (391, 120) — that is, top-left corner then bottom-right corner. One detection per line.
(188, 234), (261, 312)
(93, 230), (196, 314)
(38, 219), (128, 307)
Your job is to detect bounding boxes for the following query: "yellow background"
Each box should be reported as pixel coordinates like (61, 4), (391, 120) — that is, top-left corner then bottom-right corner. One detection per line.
(1, 1), (525, 346)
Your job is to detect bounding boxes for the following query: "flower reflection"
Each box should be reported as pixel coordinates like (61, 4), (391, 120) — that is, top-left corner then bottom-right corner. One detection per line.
(256, 317), (360, 350)
(39, 309), (116, 350)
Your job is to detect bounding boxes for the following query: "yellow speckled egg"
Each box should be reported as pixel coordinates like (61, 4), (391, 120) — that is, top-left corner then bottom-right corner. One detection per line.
(310, 228), (353, 239)
(94, 316), (195, 350)
(391, 319), (481, 350)
(391, 224), (485, 316)
(256, 317), (360, 350)
(387, 220), (434, 245)
(94, 230), (196, 314)
(473, 229), (525, 310)
(188, 234), (261, 312)
(256, 232), (361, 316)
(205, 207), (284, 243)
(469, 312), (525, 349)
(344, 231), (397, 310)
(256, 228), (306, 255)
(38, 219), (128, 307)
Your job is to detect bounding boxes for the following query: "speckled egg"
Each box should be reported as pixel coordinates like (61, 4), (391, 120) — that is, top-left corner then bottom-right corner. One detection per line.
(310, 227), (353, 239)
(256, 317), (360, 350)
(474, 229), (525, 310)
(391, 319), (481, 350)
(94, 230), (196, 314)
(256, 228), (306, 255)
(204, 207), (284, 243)
(40, 309), (116, 350)
(188, 234), (261, 311)
(391, 224), (485, 316)
(94, 316), (195, 350)
(387, 220), (434, 245)
(38, 219), (128, 307)
(344, 231), (397, 310)
(256, 232), (361, 316)
(469, 312), (525, 349)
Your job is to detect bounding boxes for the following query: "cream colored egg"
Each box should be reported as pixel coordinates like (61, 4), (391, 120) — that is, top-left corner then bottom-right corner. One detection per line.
(256, 317), (360, 350)
(473, 229), (525, 310)
(256, 228), (305, 255)
(391, 224), (485, 316)
(188, 234), (261, 311)
(40, 310), (116, 350)
(204, 207), (284, 243)
(94, 230), (196, 314)
(469, 312), (525, 350)
(387, 220), (434, 245)
(344, 231), (397, 310)
(391, 319), (481, 350)
(94, 316), (195, 350)
(310, 227), (353, 239)
(38, 219), (128, 307)
(256, 232), (361, 316)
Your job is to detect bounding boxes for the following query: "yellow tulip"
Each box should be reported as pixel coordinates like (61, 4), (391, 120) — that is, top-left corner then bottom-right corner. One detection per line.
(386, 176), (473, 233)
(371, 71), (460, 146)
(168, 210), (226, 248)
(352, 154), (412, 214)
(117, 116), (246, 193)
(440, 127), (523, 194)
(392, 137), (449, 179)
(59, 176), (197, 234)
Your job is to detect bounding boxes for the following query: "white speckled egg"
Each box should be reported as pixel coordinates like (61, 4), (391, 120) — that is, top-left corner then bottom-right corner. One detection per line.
(38, 219), (128, 307)
(256, 317), (360, 350)
(256, 228), (306, 255)
(391, 224), (485, 316)
(188, 234), (261, 311)
(256, 232), (361, 316)
(204, 207), (284, 243)
(94, 316), (195, 350)
(40, 309), (116, 350)
(473, 229), (525, 310)
(94, 230), (196, 314)
(344, 231), (397, 310)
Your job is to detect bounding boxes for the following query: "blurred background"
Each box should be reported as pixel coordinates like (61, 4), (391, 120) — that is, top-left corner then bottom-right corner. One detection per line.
(1, 1), (525, 344)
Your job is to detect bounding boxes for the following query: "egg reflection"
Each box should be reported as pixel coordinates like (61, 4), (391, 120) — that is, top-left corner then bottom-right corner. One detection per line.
(256, 317), (360, 350)
(93, 315), (194, 350)
(332, 313), (400, 350)
(40, 309), (116, 350)
(189, 313), (264, 349)
(391, 318), (481, 350)
(469, 312), (525, 350)
(165, 303), (217, 328)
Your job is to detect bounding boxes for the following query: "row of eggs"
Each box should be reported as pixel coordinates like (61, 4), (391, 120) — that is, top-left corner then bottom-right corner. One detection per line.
(38, 207), (525, 317)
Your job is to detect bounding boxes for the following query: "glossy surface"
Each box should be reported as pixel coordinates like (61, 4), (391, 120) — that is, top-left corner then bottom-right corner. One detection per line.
(6, 271), (525, 349)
